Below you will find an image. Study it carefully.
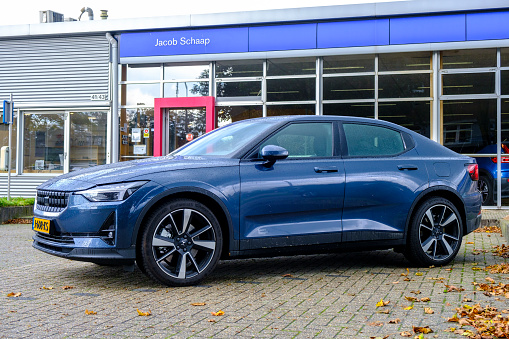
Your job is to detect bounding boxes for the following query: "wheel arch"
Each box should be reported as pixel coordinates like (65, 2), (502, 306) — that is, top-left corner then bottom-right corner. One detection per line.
(133, 187), (235, 260)
(405, 186), (467, 241)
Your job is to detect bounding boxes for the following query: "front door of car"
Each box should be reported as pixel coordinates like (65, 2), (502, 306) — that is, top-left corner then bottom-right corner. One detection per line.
(340, 122), (429, 242)
(238, 122), (345, 250)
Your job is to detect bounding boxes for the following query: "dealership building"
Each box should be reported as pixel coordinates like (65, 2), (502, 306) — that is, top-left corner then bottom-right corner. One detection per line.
(1, 0), (509, 206)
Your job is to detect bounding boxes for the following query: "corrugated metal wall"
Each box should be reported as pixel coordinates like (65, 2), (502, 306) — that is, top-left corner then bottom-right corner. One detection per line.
(0, 34), (109, 103)
(0, 175), (54, 198)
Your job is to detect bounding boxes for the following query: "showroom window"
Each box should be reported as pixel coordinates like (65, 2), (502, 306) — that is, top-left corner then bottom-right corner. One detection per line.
(0, 113), (16, 173)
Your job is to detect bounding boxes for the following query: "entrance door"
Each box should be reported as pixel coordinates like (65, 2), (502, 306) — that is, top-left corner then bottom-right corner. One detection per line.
(154, 97), (215, 156)
(166, 108), (206, 153)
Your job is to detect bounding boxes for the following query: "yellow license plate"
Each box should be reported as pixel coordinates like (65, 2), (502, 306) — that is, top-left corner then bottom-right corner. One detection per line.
(33, 218), (51, 234)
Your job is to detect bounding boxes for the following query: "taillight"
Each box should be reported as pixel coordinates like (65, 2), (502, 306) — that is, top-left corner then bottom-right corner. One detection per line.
(490, 157), (509, 163)
(467, 164), (479, 181)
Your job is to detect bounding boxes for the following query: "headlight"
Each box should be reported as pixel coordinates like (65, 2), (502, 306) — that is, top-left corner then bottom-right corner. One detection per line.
(77, 181), (147, 202)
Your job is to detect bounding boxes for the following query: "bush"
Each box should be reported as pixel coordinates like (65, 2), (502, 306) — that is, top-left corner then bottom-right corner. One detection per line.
(0, 197), (35, 207)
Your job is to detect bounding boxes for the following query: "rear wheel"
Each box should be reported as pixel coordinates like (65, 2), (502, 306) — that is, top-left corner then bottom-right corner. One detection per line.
(478, 175), (493, 206)
(138, 199), (222, 286)
(404, 197), (463, 266)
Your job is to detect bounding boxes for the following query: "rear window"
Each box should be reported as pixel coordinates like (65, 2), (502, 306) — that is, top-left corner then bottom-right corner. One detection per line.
(343, 123), (405, 157)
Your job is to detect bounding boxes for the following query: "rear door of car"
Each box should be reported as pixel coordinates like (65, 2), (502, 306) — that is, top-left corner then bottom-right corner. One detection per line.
(340, 122), (429, 242)
(238, 121), (345, 250)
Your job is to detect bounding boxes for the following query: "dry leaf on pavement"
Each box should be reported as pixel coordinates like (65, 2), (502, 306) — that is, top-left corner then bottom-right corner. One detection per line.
(413, 326), (433, 334)
(424, 307), (434, 314)
(85, 309), (97, 315)
(211, 310), (225, 316)
(137, 308), (152, 316)
(376, 298), (390, 307)
(191, 302), (206, 306)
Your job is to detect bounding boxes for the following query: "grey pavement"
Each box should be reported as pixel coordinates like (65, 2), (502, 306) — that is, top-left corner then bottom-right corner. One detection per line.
(0, 212), (508, 338)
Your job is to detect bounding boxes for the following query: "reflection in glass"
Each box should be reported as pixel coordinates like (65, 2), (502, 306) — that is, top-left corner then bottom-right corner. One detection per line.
(167, 109), (206, 153)
(23, 113), (65, 173)
(267, 57), (316, 76)
(441, 49), (496, 69)
(164, 82), (209, 97)
(216, 81), (261, 98)
(379, 73), (431, 98)
(502, 70), (509, 95)
(503, 100), (509, 147)
(215, 60), (263, 78)
(378, 101), (431, 137)
(442, 73), (495, 95)
(323, 54), (375, 74)
(126, 65), (160, 81)
(323, 76), (374, 100)
(216, 106), (263, 127)
(266, 104), (315, 116)
(120, 108), (154, 161)
(164, 64), (209, 80)
(0, 117), (17, 172)
(442, 99), (496, 154)
(323, 103), (374, 118)
(502, 48), (509, 67)
(379, 52), (431, 71)
(124, 84), (159, 106)
(267, 78), (315, 101)
(70, 112), (108, 171)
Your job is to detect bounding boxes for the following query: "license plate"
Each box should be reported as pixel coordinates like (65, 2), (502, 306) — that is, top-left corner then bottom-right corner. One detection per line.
(33, 218), (51, 234)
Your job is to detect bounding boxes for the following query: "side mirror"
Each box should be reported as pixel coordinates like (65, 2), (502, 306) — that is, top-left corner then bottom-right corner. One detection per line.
(260, 145), (289, 168)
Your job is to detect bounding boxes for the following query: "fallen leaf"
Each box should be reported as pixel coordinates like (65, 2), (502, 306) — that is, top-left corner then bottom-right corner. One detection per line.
(471, 267), (482, 271)
(137, 309), (152, 316)
(486, 277), (495, 283)
(389, 318), (401, 324)
(7, 292), (21, 297)
(404, 306), (414, 310)
(208, 319), (216, 323)
(368, 321), (384, 326)
(466, 242), (474, 244)
(445, 268), (453, 271)
(377, 309), (390, 314)
(40, 286), (53, 290)
(403, 277), (412, 281)
(415, 272), (423, 276)
(405, 296), (418, 302)
(376, 298), (390, 307)
(282, 274), (293, 277)
(420, 297), (431, 302)
(410, 290), (421, 295)
(462, 297), (472, 302)
(448, 314), (459, 322)
(191, 302), (206, 306)
(85, 309), (97, 315)
(61, 286), (74, 290)
(424, 307), (434, 314)
(400, 331), (412, 337)
(413, 326), (433, 334)
(211, 310), (225, 316)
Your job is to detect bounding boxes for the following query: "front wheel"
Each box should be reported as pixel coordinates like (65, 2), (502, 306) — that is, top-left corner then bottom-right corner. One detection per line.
(138, 199), (222, 286)
(404, 197), (463, 267)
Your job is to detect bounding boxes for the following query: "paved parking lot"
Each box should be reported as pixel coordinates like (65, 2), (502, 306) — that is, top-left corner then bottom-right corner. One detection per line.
(1, 219), (508, 338)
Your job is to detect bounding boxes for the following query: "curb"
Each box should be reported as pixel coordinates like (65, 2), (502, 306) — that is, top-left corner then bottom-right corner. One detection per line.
(0, 206), (33, 224)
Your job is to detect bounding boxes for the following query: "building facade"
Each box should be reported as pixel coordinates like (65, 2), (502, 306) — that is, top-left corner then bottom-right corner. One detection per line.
(1, 0), (509, 207)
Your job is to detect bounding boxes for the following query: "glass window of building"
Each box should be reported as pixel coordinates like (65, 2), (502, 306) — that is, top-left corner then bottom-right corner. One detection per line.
(502, 70), (509, 95)
(502, 48), (509, 67)
(216, 106), (263, 127)
(267, 104), (315, 116)
(164, 64), (209, 80)
(441, 49), (497, 69)
(216, 81), (261, 98)
(503, 100), (509, 146)
(119, 108), (154, 161)
(23, 113), (65, 173)
(164, 82), (209, 97)
(125, 65), (161, 81)
(323, 55), (375, 74)
(323, 103), (374, 118)
(267, 78), (315, 101)
(379, 73), (431, 98)
(379, 52), (431, 71)
(442, 73), (495, 95)
(267, 57), (316, 76)
(0, 116), (16, 172)
(167, 108), (206, 152)
(123, 84), (160, 106)
(323, 76), (375, 100)
(378, 101), (431, 137)
(215, 60), (263, 78)
(69, 112), (108, 172)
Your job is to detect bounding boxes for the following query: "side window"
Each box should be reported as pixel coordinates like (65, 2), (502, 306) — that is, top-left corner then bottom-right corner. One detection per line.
(343, 123), (405, 157)
(260, 123), (333, 158)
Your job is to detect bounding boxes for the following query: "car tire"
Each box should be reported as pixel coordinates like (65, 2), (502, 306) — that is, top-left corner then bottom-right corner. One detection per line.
(404, 197), (463, 267)
(138, 199), (222, 287)
(478, 175), (494, 206)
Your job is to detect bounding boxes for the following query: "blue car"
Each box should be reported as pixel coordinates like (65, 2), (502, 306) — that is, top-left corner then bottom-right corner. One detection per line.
(32, 116), (482, 286)
(475, 143), (509, 205)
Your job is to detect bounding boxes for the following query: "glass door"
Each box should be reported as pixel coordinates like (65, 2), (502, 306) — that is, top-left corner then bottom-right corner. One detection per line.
(167, 108), (206, 153)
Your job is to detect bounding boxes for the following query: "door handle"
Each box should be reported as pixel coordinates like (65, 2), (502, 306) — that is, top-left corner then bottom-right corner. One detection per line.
(398, 164), (418, 171)
(314, 166), (338, 173)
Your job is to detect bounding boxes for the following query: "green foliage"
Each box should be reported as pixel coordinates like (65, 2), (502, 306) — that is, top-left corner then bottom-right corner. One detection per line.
(0, 197), (35, 207)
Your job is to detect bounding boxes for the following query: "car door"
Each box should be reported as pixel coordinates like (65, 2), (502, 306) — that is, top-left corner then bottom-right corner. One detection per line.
(340, 122), (429, 242)
(238, 121), (345, 250)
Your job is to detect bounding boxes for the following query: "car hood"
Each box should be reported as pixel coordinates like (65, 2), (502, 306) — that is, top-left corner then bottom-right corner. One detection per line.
(37, 156), (239, 192)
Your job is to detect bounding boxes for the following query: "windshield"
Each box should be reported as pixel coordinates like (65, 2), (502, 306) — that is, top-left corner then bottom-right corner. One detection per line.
(172, 120), (276, 157)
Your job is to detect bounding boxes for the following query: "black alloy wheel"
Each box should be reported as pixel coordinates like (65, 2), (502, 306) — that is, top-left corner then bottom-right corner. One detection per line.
(404, 197), (463, 266)
(138, 199), (222, 286)
(478, 175), (493, 206)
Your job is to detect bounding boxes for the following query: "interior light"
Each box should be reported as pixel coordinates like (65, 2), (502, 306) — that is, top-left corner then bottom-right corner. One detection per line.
(442, 62), (474, 65)
(443, 101), (474, 105)
(443, 85), (474, 88)
(267, 91), (299, 94)
(331, 89), (374, 92)
(405, 63), (430, 67)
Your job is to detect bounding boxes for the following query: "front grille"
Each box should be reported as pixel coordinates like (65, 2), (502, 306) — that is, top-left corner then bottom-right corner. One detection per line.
(36, 232), (74, 244)
(36, 190), (70, 212)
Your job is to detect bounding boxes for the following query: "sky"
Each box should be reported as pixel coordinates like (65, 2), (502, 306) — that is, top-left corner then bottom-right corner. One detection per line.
(0, 0), (406, 26)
